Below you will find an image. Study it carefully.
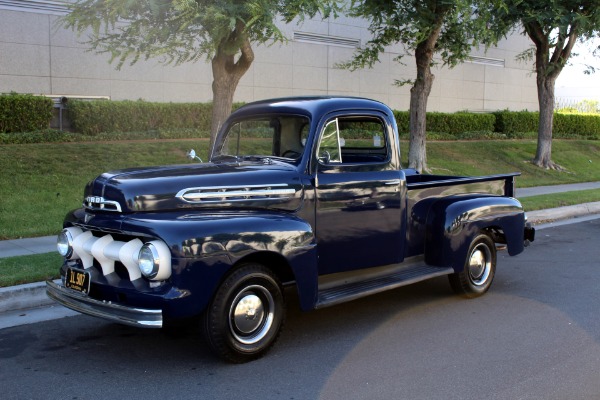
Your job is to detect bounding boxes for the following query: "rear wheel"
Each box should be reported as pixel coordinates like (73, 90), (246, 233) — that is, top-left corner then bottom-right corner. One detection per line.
(449, 233), (496, 298)
(202, 263), (285, 363)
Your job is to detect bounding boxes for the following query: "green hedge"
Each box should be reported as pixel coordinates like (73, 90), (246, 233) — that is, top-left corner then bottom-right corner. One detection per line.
(394, 111), (410, 133)
(554, 113), (600, 138)
(493, 111), (539, 135)
(68, 100), (214, 136)
(0, 128), (210, 144)
(394, 110), (495, 135)
(0, 93), (53, 133)
(494, 110), (600, 139)
(3, 96), (599, 142)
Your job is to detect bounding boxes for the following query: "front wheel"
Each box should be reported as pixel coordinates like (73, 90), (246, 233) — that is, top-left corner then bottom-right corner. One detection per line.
(449, 233), (496, 298)
(202, 263), (285, 363)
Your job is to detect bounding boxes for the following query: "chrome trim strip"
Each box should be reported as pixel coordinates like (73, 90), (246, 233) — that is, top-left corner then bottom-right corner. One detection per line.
(83, 196), (122, 212)
(183, 188), (296, 200)
(176, 184), (296, 203)
(46, 280), (163, 328)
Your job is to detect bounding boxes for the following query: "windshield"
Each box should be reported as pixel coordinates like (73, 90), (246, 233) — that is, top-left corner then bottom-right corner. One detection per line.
(212, 115), (310, 162)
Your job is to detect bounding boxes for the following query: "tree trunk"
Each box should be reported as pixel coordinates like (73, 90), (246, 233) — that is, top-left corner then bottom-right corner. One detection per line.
(524, 20), (576, 170)
(533, 75), (556, 168)
(210, 57), (239, 155)
(407, 26), (441, 173)
(207, 28), (254, 159)
(408, 63), (434, 173)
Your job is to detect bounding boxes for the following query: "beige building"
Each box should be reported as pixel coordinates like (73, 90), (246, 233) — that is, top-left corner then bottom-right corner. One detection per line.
(0, 0), (538, 112)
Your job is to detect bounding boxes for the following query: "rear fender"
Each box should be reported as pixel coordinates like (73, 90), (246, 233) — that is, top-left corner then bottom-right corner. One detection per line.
(425, 195), (525, 272)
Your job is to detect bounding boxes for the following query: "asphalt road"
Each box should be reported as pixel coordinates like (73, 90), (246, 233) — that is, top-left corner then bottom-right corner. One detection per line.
(1, 219), (600, 400)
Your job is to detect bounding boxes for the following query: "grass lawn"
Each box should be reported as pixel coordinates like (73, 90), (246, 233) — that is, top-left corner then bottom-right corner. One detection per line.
(0, 140), (211, 240)
(519, 189), (600, 212)
(1, 139), (600, 239)
(0, 252), (62, 287)
(422, 140), (600, 187)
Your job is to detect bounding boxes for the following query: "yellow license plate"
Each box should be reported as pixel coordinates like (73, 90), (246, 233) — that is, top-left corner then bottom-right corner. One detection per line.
(66, 267), (91, 295)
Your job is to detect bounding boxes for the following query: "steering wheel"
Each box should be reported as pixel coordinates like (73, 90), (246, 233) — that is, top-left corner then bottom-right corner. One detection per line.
(282, 150), (301, 159)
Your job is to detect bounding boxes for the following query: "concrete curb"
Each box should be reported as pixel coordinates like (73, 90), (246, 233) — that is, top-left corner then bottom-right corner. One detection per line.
(1, 203), (600, 317)
(0, 280), (57, 313)
(525, 201), (600, 224)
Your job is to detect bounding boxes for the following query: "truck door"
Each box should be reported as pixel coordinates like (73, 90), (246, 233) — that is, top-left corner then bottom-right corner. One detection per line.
(314, 113), (405, 275)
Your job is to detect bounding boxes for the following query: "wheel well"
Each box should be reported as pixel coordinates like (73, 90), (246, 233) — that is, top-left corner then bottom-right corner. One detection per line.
(482, 226), (506, 244)
(234, 251), (296, 285)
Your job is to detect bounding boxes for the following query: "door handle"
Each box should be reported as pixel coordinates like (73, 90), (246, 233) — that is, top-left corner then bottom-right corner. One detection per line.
(384, 180), (401, 185)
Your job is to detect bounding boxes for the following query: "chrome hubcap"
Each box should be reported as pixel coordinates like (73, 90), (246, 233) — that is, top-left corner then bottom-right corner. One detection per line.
(468, 244), (492, 286)
(233, 294), (265, 334)
(229, 285), (274, 345)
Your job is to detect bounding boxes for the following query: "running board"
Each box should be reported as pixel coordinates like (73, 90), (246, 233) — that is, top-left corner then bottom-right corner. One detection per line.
(315, 264), (454, 309)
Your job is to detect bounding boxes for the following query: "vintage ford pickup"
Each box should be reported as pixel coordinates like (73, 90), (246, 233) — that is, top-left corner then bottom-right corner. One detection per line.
(47, 97), (534, 362)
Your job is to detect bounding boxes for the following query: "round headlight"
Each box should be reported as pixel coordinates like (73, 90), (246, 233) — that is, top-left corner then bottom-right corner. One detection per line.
(57, 229), (74, 258)
(138, 243), (160, 279)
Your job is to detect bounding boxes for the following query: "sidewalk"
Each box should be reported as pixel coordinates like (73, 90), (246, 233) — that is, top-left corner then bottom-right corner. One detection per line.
(1, 181), (600, 323)
(516, 181), (600, 198)
(0, 236), (56, 258)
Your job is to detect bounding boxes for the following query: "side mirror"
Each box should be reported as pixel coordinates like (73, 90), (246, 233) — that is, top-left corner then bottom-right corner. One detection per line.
(318, 150), (331, 164)
(187, 149), (203, 163)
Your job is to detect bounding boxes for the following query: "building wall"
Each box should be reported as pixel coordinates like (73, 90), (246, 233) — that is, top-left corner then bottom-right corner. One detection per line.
(0, 1), (539, 112)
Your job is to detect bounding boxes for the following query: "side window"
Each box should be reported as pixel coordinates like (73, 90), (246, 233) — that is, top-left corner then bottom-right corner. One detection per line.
(318, 116), (388, 165)
(318, 119), (342, 163)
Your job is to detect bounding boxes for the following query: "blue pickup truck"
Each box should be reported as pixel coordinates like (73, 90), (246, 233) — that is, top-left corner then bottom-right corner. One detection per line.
(47, 97), (534, 362)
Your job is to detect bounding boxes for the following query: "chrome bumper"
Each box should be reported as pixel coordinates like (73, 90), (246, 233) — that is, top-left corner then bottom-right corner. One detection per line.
(46, 280), (163, 328)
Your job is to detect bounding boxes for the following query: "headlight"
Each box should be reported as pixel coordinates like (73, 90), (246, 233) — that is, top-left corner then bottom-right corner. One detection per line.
(138, 240), (171, 280)
(57, 230), (73, 258)
(57, 228), (83, 258)
(138, 243), (160, 278)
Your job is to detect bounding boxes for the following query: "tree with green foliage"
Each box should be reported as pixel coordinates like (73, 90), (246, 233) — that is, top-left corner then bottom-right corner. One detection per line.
(61, 0), (337, 153)
(497, 1), (600, 170)
(341, 0), (502, 172)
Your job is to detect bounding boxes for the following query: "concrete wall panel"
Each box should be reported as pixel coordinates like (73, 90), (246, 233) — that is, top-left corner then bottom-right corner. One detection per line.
(50, 46), (111, 80)
(0, 42), (49, 77)
(51, 77), (110, 97)
(0, 75), (50, 94)
(293, 66), (327, 91)
(0, 7), (538, 112)
(253, 62), (293, 89)
(0, 10), (49, 45)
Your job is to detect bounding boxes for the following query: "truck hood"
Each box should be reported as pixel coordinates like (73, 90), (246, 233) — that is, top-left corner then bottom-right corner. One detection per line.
(83, 160), (304, 213)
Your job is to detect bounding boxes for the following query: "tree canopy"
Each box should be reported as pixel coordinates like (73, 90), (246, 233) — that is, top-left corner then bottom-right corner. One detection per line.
(341, 0), (503, 172)
(498, 0), (600, 169)
(62, 0), (338, 153)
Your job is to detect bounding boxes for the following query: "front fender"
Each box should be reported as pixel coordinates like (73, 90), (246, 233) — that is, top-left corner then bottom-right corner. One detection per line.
(122, 211), (318, 312)
(425, 195), (525, 272)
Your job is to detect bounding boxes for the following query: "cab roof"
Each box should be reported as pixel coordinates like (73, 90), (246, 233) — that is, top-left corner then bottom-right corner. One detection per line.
(229, 96), (394, 121)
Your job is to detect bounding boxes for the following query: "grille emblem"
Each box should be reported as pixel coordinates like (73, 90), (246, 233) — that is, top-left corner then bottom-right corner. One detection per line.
(83, 196), (122, 212)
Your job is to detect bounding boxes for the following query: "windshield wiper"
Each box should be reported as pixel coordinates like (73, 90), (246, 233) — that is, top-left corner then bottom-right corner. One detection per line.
(212, 154), (293, 166)
(210, 154), (241, 163)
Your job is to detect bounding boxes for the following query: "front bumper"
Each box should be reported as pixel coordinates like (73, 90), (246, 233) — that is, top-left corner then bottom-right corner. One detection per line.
(46, 280), (163, 328)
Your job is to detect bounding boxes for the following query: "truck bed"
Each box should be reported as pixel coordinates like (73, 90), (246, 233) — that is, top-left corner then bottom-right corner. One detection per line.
(406, 173), (519, 198)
